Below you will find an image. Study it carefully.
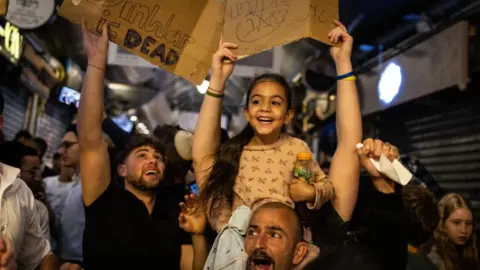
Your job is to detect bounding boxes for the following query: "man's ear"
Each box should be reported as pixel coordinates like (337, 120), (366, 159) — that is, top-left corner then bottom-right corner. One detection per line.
(284, 109), (294, 125)
(117, 164), (127, 178)
(292, 241), (309, 265)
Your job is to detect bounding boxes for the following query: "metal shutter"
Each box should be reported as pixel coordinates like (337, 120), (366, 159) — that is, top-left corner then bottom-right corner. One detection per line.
(0, 86), (27, 140)
(365, 85), (480, 224)
(36, 100), (73, 162)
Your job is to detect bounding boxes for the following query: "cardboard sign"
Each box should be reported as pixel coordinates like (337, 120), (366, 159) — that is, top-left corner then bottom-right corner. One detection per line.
(58, 0), (224, 85)
(0, 0), (6, 16)
(223, 0), (338, 57)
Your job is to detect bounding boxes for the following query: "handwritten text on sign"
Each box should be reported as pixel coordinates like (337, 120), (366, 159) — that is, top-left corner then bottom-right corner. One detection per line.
(225, 0), (291, 42)
(223, 0), (337, 57)
(81, 0), (196, 67)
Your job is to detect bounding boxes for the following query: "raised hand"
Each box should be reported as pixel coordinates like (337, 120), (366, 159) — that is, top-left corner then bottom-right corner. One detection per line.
(210, 37), (238, 90)
(81, 17), (109, 67)
(328, 20), (353, 65)
(357, 138), (400, 193)
(0, 238), (16, 270)
(178, 194), (207, 235)
(289, 179), (316, 203)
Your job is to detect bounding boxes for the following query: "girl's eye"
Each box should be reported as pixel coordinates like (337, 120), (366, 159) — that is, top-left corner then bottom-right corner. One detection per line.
(272, 101), (281, 106)
(251, 100), (261, 105)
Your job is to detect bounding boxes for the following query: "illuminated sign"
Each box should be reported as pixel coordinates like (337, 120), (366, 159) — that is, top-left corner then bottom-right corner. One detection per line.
(378, 62), (403, 104)
(0, 21), (24, 64)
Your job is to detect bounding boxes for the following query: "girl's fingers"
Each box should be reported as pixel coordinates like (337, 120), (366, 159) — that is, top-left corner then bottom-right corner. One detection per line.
(179, 202), (187, 213)
(222, 49), (237, 62)
(222, 42), (239, 49)
(102, 21), (108, 39)
(334, 20), (348, 33)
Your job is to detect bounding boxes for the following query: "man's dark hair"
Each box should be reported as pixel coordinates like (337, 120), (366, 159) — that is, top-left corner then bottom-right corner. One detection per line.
(53, 153), (61, 160)
(32, 137), (48, 159)
(0, 141), (38, 168)
(14, 130), (32, 142)
(402, 184), (440, 247)
(0, 91), (4, 115)
(304, 246), (380, 270)
(255, 202), (303, 243)
(116, 134), (166, 166)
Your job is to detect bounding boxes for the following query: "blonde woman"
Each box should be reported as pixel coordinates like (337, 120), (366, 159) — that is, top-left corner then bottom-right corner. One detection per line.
(427, 193), (479, 270)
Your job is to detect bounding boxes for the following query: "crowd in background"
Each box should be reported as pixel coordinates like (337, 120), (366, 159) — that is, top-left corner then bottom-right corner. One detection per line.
(0, 20), (478, 270)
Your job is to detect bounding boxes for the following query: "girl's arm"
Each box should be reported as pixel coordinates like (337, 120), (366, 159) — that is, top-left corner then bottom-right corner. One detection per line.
(192, 42), (238, 186)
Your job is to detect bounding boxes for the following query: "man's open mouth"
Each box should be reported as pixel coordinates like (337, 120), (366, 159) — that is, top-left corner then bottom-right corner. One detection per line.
(249, 250), (273, 270)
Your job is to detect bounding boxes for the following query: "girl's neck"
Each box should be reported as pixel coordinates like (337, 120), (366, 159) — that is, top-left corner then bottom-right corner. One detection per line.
(250, 133), (281, 146)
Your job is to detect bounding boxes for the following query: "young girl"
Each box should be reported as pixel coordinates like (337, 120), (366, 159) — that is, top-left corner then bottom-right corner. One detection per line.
(193, 21), (362, 235)
(427, 193), (478, 270)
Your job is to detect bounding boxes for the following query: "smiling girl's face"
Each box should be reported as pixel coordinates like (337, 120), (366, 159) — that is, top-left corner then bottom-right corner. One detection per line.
(245, 81), (293, 144)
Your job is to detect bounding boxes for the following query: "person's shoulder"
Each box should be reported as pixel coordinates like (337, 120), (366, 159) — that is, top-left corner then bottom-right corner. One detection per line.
(34, 200), (49, 216)
(43, 175), (59, 184)
(84, 181), (123, 211)
(14, 178), (35, 199)
(284, 135), (310, 149)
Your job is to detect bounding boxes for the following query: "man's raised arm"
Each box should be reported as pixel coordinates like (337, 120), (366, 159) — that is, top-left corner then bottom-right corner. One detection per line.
(77, 18), (111, 206)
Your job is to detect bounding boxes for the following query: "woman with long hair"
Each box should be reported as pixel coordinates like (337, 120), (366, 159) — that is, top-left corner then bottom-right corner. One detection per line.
(427, 193), (479, 270)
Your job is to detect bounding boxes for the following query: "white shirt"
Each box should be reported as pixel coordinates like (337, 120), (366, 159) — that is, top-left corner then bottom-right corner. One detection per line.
(0, 162), (51, 270)
(60, 180), (84, 261)
(35, 200), (50, 240)
(43, 174), (84, 261)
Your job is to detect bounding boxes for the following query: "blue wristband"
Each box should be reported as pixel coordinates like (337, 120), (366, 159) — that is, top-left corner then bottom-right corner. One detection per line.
(336, 71), (354, 80)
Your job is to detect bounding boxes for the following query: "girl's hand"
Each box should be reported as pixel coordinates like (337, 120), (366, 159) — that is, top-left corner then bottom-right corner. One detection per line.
(210, 38), (238, 89)
(328, 20), (353, 65)
(178, 194), (207, 235)
(289, 179), (316, 203)
(81, 17), (109, 68)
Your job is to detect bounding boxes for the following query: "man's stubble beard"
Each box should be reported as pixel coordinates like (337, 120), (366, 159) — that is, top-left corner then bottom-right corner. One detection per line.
(129, 174), (162, 191)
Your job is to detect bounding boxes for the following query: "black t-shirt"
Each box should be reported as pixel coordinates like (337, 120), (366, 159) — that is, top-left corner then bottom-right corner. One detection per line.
(83, 182), (191, 270)
(406, 252), (438, 270)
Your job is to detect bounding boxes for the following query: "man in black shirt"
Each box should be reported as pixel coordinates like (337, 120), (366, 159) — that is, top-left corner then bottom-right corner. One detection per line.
(77, 19), (208, 269)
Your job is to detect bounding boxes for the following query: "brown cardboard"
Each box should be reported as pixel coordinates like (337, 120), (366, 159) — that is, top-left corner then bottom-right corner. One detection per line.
(223, 0), (338, 58)
(58, 0), (224, 85)
(0, 0), (7, 16)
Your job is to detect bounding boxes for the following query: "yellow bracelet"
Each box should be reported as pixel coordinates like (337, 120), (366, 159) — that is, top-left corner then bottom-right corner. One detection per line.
(342, 76), (356, 81)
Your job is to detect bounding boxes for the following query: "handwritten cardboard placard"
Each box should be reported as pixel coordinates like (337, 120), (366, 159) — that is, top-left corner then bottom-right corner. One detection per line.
(0, 0), (7, 16)
(223, 0), (338, 58)
(58, 0), (223, 85)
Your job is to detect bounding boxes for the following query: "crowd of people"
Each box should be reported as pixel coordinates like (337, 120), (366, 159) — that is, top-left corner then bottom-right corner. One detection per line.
(0, 19), (477, 270)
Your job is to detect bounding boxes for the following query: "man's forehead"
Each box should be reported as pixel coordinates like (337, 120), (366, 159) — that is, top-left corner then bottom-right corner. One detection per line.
(133, 145), (158, 153)
(250, 208), (292, 229)
(23, 155), (40, 165)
